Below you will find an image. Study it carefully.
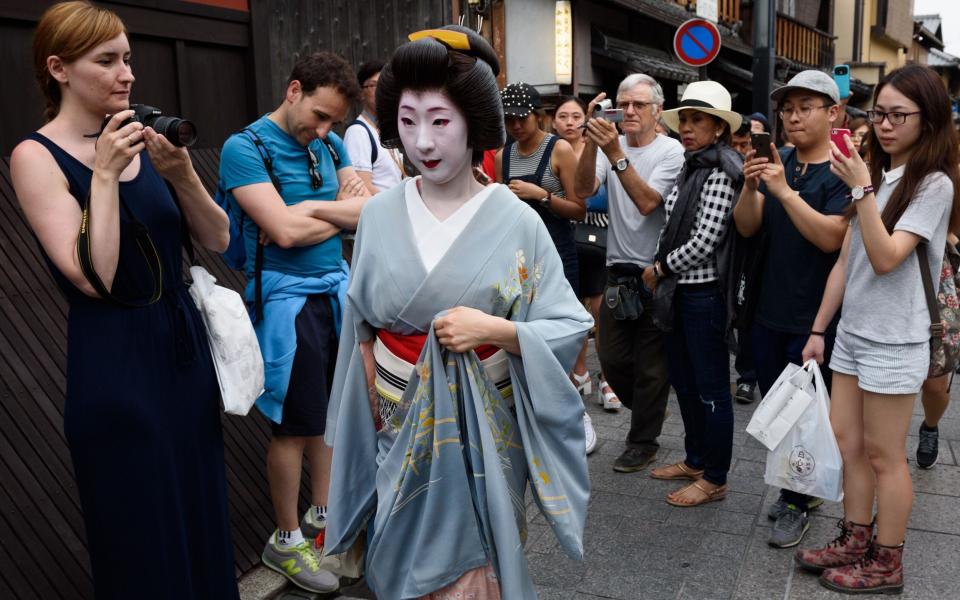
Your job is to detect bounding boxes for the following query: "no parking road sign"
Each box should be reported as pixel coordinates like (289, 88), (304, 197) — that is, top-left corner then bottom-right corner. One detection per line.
(673, 18), (721, 68)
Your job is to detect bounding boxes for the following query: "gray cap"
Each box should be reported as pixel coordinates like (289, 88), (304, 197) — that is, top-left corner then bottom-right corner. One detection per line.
(770, 70), (840, 104)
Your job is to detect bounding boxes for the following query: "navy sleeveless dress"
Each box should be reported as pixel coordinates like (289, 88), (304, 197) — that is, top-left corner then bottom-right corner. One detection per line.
(26, 133), (239, 600)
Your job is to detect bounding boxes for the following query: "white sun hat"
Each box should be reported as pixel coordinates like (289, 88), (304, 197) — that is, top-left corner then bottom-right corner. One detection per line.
(661, 80), (742, 134)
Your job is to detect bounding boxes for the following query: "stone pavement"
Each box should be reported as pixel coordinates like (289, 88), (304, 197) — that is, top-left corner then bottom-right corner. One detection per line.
(248, 349), (960, 600)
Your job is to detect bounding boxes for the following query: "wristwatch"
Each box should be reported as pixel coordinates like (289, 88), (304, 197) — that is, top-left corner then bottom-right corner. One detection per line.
(612, 156), (630, 173)
(539, 193), (552, 209)
(848, 185), (875, 201)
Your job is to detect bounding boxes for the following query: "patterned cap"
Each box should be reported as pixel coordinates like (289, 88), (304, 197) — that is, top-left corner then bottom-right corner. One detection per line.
(501, 82), (542, 117)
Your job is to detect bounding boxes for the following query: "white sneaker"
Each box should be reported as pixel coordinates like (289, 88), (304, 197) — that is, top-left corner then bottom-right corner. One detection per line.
(583, 413), (598, 455)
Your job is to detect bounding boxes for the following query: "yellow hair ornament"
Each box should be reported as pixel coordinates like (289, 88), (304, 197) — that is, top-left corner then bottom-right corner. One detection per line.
(408, 28), (471, 51)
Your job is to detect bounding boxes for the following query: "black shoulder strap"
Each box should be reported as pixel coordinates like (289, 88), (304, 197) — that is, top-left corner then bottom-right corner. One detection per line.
(533, 134), (559, 186)
(240, 127), (277, 322)
(917, 243), (944, 345)
(349, 119), (378, 164)
(502, 140), (515, 181)
(76, 189), (163, 308)
(321, 137), (341, 168)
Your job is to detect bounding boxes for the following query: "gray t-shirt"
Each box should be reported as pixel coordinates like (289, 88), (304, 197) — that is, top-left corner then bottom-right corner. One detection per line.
(595, 134), (684, 267)
(840, 166), (953, 343)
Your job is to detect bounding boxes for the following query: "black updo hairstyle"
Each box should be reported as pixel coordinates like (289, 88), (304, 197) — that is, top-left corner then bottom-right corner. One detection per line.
(377, 25), (506, 165)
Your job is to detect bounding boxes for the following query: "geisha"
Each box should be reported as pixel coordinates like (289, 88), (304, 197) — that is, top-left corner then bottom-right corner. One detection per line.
(323, 26), (593, 599)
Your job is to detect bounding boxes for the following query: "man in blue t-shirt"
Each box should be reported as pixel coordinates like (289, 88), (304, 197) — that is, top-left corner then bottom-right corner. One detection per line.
(219, 52), (369, 593)
(733, 71), (849, 550)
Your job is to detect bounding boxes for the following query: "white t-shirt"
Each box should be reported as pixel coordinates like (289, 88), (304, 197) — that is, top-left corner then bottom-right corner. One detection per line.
(595, 134), (685, 267)
(404, 178), (497, 272)
(839, 166), (953, 343)
(343, 113), (403, 192)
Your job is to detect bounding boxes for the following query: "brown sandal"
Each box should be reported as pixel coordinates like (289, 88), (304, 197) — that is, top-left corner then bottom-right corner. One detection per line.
(665, 480), (727, 507)
(650, 461), (705, 481)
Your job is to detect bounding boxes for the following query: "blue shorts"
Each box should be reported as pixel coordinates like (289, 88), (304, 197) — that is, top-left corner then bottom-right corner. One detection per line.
(829, 325), (929, 395)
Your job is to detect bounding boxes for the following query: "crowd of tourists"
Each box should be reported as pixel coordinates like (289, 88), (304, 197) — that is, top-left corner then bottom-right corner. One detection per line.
(13, 1), (959, 598)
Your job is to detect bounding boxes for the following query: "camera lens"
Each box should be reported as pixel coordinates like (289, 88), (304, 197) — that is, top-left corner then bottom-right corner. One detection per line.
(151, 116), (197, 147)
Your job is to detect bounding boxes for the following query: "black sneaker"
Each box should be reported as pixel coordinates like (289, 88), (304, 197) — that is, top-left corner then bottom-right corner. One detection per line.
(734, 382), (757, 404)
(613, 447), (658, 473)
(916, 423), (939, 469)
(767, 493), (824, 520)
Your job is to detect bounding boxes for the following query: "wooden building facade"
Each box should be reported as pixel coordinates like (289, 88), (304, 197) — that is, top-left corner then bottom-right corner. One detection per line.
(0, 1), (452, 598)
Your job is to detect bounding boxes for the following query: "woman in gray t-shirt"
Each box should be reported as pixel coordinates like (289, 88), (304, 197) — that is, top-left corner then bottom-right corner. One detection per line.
(796, 65), (960, 594)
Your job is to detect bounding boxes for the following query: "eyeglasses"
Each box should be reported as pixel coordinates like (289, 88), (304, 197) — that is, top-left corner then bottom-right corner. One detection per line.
(778, 105), (832, 119)
(307, 147), (322, 190)
(616, 100), (653, 112)
(866, 110), (921, 125)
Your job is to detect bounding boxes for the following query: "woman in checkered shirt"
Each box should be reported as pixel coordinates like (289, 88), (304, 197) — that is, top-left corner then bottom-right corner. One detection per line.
(641, 81), (744, 508)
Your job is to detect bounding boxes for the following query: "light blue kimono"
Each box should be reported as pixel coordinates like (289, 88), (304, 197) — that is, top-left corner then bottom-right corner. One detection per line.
(325, 183), (592, 599)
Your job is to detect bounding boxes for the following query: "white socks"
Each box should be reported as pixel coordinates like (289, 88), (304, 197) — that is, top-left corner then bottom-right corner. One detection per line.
(275, 528), (305, 548)
(313, 505), (327, 522)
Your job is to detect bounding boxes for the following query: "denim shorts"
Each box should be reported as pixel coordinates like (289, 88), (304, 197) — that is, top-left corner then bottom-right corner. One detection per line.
(829, 325), (929, 394)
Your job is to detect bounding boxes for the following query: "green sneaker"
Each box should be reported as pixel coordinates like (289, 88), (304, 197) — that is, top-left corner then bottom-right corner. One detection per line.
(261, 533), (339, 593)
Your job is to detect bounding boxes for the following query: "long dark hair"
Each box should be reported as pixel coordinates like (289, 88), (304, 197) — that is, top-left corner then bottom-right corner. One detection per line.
(859, 64), (960, 234)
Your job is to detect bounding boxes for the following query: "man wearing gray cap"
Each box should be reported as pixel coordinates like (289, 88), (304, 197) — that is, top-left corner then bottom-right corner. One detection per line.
(733, 70), (850, 548)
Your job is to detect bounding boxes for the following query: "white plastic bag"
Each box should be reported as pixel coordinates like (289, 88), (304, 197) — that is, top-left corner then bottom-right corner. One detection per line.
(762, 361), (843, 502)
(188, 266), (264, 415)
(746, 362), (815, 451)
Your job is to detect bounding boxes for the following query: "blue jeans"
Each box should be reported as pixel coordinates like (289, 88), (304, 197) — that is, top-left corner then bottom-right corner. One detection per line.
(664, 284), (734, 486)
(751, 320), (835, 509)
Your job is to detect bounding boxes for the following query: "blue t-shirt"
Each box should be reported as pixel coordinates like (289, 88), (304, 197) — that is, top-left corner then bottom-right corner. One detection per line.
(756, 147), (848, 333)
(219, 114), (351, 278)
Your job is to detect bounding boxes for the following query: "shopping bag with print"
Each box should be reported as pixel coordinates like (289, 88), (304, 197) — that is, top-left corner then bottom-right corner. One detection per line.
(763, 361), (843, 502)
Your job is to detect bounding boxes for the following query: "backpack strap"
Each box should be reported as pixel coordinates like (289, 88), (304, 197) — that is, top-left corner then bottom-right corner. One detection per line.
(321, 136), (342, 168)
(917, 243), (944, 345)
(240, 127), (279, 322)
(349, 118), (379, 165)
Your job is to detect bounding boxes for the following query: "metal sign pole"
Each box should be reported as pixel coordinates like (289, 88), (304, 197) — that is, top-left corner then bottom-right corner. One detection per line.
(752, 0), (776, 126)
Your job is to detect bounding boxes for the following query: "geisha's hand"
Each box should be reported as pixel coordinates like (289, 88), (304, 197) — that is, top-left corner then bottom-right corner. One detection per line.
(508, 179), (547, 201)
(435, 307), (522, 355)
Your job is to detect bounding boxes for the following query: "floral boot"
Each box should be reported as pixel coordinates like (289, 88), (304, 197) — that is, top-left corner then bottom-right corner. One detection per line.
(794, 519), (873, 573)
(819, 542), (904, 595)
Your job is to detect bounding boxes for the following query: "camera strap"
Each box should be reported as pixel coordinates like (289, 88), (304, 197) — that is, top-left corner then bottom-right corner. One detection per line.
(76, 189), (163, 307)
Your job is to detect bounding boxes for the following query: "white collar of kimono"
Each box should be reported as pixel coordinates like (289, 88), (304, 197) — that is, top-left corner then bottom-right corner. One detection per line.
(881, 164), (905, 185)
(404, 177), (498, 272)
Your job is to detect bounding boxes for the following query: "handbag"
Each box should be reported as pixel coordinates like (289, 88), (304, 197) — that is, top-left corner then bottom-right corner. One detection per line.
(917, 242), (960, 378)
(176, 184), (264, 414)
(187, 265), (264, 415)
(758, 361), (844, 502)
(575, 223), (607, 249)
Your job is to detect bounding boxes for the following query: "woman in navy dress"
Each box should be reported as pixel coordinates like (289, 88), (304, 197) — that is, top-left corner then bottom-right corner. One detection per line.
(11, 2), (238, 598)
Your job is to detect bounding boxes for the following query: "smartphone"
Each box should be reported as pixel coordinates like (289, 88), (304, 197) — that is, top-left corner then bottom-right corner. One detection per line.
(831, 128), (852, 158)
(833, 64), (851, 100)
(751, 132), (772, 160)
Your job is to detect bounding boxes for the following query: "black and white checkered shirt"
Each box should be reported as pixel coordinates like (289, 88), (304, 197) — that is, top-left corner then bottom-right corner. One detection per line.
(658, 168), (737, 284)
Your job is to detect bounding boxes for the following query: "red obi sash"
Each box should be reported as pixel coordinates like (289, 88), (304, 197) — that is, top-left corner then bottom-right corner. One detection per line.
(376, 329), (500, 362)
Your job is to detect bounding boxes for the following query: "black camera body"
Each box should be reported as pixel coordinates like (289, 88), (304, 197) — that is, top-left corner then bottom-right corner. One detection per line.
(101, 104), (198, 147)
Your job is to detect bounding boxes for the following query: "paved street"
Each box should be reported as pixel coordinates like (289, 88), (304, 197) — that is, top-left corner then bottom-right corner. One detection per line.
(256, 347), (960, 600)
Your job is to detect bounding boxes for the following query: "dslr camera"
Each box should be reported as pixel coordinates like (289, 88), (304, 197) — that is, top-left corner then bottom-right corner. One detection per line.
(99, 104), (198, 147)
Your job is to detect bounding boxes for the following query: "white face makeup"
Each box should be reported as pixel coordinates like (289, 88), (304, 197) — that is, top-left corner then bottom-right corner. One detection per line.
(397, 90), (472, 186)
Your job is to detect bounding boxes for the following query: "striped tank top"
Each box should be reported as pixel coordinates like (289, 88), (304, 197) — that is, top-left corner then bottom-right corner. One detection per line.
(504, 133), (565, 198)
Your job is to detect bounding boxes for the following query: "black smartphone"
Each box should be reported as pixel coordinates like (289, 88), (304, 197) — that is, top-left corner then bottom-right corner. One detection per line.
(751, 132), (772, 160)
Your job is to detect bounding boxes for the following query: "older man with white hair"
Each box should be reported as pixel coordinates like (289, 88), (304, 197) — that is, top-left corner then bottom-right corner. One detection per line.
(574, 73), (684, 473)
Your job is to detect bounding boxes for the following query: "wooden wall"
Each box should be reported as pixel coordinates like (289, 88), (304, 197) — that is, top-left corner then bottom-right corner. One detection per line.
(249, 0), (454, 114)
